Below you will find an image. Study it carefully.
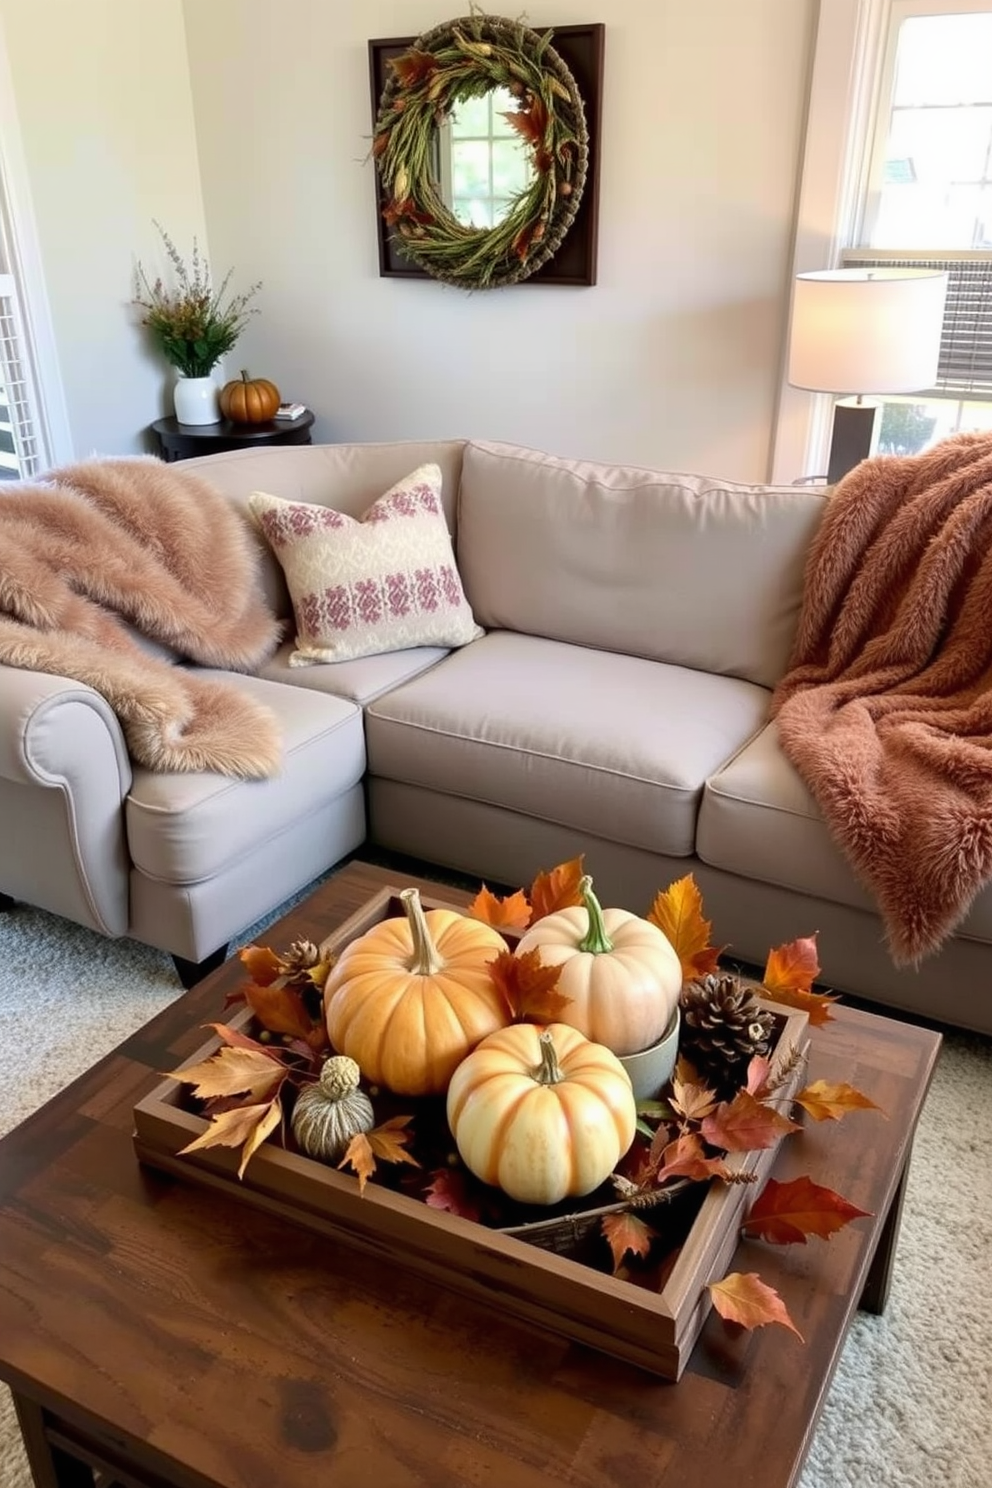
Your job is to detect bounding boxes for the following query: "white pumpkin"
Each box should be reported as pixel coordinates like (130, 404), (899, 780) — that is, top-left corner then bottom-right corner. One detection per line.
(514, 874), (682, 1056)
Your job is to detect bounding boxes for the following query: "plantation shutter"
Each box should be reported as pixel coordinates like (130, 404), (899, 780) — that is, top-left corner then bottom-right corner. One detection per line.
(842, 250), (992, 400)
(0, 270), (44, 478)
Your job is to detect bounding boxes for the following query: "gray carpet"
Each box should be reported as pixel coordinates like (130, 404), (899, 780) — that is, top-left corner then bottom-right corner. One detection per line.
(1, 878), (991, 1487)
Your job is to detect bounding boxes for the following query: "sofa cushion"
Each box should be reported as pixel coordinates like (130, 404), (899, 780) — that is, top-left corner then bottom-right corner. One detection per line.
(256, 640), (450, 706)
(250, 464), (482, 665)
(456, 440), (826, 689)
(126, 672), (365, 884)
(364, 631), (771, 857)
(697, 720), (992, 941)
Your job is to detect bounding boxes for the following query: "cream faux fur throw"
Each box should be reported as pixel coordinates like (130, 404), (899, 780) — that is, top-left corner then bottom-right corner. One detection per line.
(0, 456), (283, 777)
(771, 430), (992, 964)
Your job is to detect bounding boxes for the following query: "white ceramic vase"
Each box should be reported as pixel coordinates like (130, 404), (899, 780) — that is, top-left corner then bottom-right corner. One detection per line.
(173, 374), (220, 426)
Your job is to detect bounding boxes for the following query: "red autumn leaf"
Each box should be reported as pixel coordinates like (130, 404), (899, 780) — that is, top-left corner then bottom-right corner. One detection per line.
(488, 947), (571, 1022)
(648, 875), (721, 981)
(741, 1175), (873, 1244)
(468, 885), (532, 932)
(387, 48), (438, 89)
(238, 944), (284, 987)
(424, 1167), (482, 1223)
(653, 1132), (734, 1186)
(701, 1090), (801, 1153)
(528, 856), (585, 922)
(708, 1271), (803, 1339)
(340, 1116), (420, 1195)
(178, 1096), (283, 1180)
(601, 1211), (655, 1271)
(794, 1080), (885, 1122)
(746, 1054), (773, 1097)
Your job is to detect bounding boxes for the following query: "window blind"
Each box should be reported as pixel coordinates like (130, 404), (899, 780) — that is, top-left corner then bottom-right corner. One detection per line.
(0, 271), (42, 478)
(842, 250), (992, 400)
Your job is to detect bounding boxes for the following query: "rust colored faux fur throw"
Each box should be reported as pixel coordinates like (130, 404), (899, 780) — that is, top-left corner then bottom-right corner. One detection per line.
(0, 456), (283, 777)
(771, 430), (992, 963)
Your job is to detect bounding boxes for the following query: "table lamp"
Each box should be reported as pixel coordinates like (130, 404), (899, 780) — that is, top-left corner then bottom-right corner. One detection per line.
(787, 267), (949, 483)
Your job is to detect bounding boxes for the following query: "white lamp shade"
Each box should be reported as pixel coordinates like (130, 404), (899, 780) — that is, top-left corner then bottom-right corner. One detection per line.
(788, 268), (949, 395)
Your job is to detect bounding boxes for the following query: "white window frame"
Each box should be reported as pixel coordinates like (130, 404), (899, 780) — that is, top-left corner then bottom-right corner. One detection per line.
(0, 14), (72, 476)
(770, 0), (992, 483)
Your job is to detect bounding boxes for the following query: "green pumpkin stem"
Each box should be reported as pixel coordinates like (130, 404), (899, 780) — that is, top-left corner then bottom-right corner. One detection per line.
(536, 1030), (563, 1085)
(400, 887), (445, 975)
(577, 874), (614, 955)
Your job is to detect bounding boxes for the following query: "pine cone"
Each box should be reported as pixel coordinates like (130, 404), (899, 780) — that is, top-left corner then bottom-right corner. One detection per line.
(279, 939), (321, 981)
(679, 973), (775, 1098)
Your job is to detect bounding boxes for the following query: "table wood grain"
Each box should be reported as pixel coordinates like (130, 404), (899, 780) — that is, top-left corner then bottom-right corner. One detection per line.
(0, 861), (942, 1488)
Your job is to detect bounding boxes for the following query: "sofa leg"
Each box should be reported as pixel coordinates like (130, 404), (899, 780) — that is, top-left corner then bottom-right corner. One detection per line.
(0, 892), (15, 910)
(172, 945), (229, 990)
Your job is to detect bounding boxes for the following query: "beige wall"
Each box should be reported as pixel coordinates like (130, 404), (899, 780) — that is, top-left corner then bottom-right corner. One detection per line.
(2, 0), (815, 480)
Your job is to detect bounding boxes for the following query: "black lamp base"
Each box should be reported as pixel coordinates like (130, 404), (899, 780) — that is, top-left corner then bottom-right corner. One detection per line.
(827, 401), (881, 484)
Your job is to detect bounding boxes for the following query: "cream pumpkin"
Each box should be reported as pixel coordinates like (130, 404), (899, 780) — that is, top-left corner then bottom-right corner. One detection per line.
(323, 888), (509, 1096)
(446, 1022), (637, 1205)
(514, 874), (682, 1056)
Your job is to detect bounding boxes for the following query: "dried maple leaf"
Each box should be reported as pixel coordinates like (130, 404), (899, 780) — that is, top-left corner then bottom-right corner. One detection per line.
(701, 1090), (801, 1153)
(528, 856), (585, 922)
(601, 1211), (655, 1272)
(653, 1132), (734, 1186)
(178, 1097), (283, 1180)
(488, 947), (571, 1022)
(388, 48), (437, 88)
(648, 875), (720, 981)
(164, 1046), (286, 1104)
(241, 981), (324, 1048)
(424, 1167), (482, 1223)
(339, 1116), (420, 1195)
(468, 885), (532, 932)
(741, 1175), (872, 1244)
(668, 1059), (719, 1124)
(238, 944), (285, 987)
(708, 1271), (803, 1339)
(206, 1020), (274, 1053)
(501, 96), (549, 150)
(762, 934), (837, 1026)
(794, 1080), (884, 1123)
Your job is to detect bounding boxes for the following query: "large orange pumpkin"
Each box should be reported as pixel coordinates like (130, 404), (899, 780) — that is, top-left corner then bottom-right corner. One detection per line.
(446, 1022), (637, 1205)
(219, 369), (281, 424)
(323, 888), (510, 1096)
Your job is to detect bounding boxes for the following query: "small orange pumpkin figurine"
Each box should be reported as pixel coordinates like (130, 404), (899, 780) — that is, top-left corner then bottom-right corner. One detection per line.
(219, 369), (281, 424)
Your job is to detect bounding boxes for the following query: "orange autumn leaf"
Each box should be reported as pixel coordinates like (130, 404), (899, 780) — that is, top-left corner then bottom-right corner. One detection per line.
(648, 875), (720, 981)
(501, 96), (549, 150)
(701, 1090), (801, 1153)
(388, 48), (437, 88)
(206, 1020), (274, 1054)
(238, 944), (284, 987)
(653, 1132), (734, 1185)
(601, 1211), (655, 1271)
(794, 1080), (884, 1123)
(241, 981), (324, 1048)
(340, 1116), (420, 1195)
(164, 1045), (286, 1104)
(741, 1175), (872, 1244)
(668, 1059), (719, 1124)
(708, 1271), (803, 1339)
(761, 934), (837, 1026)
(468, 885), (532, 932)
(178, 1096), (283, 1180)
(528, 856), (586, 922)
(488, 948), (571, 1023)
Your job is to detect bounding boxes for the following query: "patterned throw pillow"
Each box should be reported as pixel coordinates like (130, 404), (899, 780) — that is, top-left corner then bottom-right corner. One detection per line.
(248, 463), (483, 665)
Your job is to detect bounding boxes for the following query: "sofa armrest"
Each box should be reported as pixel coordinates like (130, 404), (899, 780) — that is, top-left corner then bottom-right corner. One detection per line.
(0, 668), (133, 936)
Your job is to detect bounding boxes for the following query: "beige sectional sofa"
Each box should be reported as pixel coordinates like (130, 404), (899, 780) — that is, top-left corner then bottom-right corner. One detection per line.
(2, 437), (989, 1033)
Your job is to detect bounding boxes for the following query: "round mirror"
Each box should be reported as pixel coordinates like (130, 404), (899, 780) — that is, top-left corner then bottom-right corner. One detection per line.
(372, 17), (588, 290)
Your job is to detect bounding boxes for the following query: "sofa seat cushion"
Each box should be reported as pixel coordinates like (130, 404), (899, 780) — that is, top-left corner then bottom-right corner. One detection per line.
(698, 721), (992, 942)
(126, 672), (365, 885)
(365, 631), (771, 857)
(255, 640), (450, 706)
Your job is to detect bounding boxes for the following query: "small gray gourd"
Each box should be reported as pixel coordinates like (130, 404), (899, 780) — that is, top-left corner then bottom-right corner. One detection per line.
(291, 1055), (374, 1164)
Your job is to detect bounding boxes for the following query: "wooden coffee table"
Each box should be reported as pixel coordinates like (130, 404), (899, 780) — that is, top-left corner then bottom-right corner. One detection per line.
(0, 861), (941, 1488)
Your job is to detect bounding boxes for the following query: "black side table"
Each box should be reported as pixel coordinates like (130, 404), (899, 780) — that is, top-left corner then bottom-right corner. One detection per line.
(151, 410), (315, 462)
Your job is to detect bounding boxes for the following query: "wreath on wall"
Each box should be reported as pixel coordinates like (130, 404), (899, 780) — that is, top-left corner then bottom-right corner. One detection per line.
(372, 14), (589, 290)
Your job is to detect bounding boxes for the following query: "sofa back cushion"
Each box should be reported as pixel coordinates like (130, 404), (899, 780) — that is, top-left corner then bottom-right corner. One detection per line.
(456, 440), (827, 688)
(181, 441), (466, 621)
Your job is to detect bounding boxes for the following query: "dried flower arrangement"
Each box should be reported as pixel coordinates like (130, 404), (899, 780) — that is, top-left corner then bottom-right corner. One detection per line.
(133, 221), (261, 377)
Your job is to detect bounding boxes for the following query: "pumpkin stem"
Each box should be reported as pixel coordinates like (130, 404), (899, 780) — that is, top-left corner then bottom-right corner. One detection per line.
(400, 887), (445, 976)
(240, 369), (250, 382)
(577, 874), (614, 955)
(535, 1030), (563, 1085)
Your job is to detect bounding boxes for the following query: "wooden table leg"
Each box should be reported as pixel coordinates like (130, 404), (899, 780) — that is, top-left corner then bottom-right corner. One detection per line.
(12, 1395), (96, 1487)
(859, 1157), (910, 1315)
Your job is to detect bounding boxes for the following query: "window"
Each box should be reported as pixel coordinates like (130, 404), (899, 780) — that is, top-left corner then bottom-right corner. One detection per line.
(439, 88), (534, 229)
(773, 0), (992, 480)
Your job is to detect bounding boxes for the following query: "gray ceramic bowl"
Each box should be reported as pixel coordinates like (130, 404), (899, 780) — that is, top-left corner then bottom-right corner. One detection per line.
(617, 1007), (681, 1102)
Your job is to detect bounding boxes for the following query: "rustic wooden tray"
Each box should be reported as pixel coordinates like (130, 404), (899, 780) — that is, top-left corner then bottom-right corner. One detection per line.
(133, 886), (810, 1380)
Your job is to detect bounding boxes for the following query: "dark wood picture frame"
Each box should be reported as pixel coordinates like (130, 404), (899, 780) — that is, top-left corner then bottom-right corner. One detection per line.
(368, 23), (605, 287)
